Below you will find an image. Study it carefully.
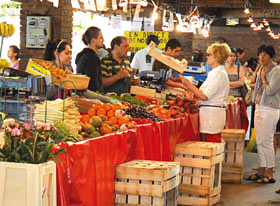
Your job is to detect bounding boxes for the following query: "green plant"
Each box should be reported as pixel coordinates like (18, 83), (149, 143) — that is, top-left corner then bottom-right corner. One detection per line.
(0, 121), (66, 164)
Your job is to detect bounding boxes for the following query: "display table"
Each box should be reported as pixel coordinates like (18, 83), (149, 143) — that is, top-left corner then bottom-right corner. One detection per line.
(55, 113), (199, 206)
(54, 98), (248, 206)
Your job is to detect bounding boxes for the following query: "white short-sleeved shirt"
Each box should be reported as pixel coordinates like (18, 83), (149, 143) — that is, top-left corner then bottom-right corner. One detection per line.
(199, 65), (230, 134)
(131, 48), (162, 72)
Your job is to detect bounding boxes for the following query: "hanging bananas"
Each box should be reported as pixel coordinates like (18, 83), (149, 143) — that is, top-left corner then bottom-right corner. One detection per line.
(0, 22), (15, 37)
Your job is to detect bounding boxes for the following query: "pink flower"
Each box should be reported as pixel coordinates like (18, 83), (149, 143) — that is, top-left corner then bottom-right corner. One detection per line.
(8, 120), (15, 127)
(43, 124), (51, 131)
(14, 123), (19, 128)
(6, 127), (12, 133)
(52, 126), (56, 131)
(34, 121), (43, 130)
(11, 128), (21, 136)
(24, 123), (31, 131)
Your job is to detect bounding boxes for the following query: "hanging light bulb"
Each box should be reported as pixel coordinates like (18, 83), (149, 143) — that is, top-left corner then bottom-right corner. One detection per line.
(176, 24), (182, 31)
(244, 8), (250, 14)
(266, 27), (271, 32)
(250, 22), (257, 28)
(273, 35), (279, 39)
(264, 21), (269, 27)
(247, 16), (253, 23)
(259, 23), (264, 29)
(201, 27), (209, 37)
(244, 1), (250, 14)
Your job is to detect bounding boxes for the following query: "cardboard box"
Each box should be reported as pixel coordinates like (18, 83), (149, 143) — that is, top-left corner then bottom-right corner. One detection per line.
(25, 58), (51, 77)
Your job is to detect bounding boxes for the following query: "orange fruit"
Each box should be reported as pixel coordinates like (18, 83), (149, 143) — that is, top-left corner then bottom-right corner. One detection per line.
(112, 103), (121, 111)
(88, 108), (96, 117)
(94, 102), (103, 110)
(99, 124), (112, 135)
(109, 116), (118, 124)
(118, 116), (129, 126)
(103, 103), (112, 111)
(97, 108), (106, 116)
(107, 110), (115, 118)
(81, 114), (90, 123)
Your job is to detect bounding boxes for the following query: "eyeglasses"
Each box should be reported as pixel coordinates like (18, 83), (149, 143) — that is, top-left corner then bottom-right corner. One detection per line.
(206, 53), (212, 57)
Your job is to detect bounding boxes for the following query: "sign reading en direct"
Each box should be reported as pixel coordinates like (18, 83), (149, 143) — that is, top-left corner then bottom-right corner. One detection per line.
(124, 31), (169, 53)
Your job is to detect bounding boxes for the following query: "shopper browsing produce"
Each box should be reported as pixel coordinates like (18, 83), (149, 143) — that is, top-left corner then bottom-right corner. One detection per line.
(225, 48), (245, 99)
(43, 39), (72, 100)
(180, 43), (231, 143)
(101, 36), (139, 95)
(247, 44), (280, 184)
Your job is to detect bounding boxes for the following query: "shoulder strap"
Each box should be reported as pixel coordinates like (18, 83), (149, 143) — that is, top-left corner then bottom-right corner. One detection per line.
(238, 65), (240, 79)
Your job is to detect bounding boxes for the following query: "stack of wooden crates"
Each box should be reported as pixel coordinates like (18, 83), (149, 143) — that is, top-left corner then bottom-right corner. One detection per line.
(174, 141), (224, 206)
(115, 160), (180, 205)
(221, 129), (246, 183)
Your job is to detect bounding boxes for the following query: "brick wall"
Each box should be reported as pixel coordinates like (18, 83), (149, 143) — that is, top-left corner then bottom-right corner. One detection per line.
(18, 0), (73, 70)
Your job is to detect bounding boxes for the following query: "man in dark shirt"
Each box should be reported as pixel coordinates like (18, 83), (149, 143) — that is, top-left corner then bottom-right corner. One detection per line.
(75, 26), (104, 92)
(101, 36), (139, 95)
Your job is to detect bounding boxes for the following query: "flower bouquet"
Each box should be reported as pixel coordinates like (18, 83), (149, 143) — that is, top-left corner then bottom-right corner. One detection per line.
(0, 120), (65, 163)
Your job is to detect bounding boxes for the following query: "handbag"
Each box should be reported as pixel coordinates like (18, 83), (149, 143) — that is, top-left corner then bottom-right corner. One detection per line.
(245, 88), (254, 106)
(238, 66), (249, 103)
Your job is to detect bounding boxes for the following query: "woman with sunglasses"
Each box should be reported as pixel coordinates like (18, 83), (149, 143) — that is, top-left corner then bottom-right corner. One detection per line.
(180, 43), (231, 143)
(43, 39), (72, 100)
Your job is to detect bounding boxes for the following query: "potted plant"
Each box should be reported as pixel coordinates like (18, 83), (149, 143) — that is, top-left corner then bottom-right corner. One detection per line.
(0, 120), (66, 206)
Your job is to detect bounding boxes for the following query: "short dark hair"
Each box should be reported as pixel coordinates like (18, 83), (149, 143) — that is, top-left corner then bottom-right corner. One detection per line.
(44, 39), (69, 61)
(110, 36), (127, 50)
(236, 48), (245, 54)
(257, 44), (275, 58)
(247, 57), (258, 71)
(9, 45), (20, 60)
(145, 35), (160, 45)
(82, 26), (101, 46)
(165, 39), (181, 51)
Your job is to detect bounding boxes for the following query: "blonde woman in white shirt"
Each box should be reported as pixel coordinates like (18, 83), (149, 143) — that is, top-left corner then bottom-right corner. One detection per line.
(181, 43), (231, 142)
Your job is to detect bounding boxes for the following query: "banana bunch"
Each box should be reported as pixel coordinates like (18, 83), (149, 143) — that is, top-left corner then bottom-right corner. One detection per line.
(0, 22), (15, 37)
(0, 59), (9, 71)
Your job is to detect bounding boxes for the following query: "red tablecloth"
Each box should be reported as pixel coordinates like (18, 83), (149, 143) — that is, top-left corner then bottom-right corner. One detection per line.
(225, 98), (249, 133)
(55, 113), (200, 206)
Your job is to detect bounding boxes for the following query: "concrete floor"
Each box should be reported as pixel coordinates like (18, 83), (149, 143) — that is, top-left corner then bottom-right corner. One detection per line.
(219, 152), (280, 206)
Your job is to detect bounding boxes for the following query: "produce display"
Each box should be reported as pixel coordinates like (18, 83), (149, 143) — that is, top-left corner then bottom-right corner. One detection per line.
(167, 95), (199, 114)
(0, 22), (15, 37)
(34, 98), (81, 134)
(80, 102), (136, 138)
(109, 94), (148, 107)
(125, 105), (162, 122)
(33, 59), (67, 77)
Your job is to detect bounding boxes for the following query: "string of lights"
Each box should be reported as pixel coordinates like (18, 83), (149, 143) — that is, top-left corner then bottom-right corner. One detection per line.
(244, 0), (280, 39)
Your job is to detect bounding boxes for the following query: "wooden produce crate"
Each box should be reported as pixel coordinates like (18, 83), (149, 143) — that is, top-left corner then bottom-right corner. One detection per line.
(174, 141), (224, 206)
(51, 74), (90, 90)
(0, 161), (56, 206)
(130, 86), (156, 98)
(115, 160), (180, 206)
(221, 129), (246, 183)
